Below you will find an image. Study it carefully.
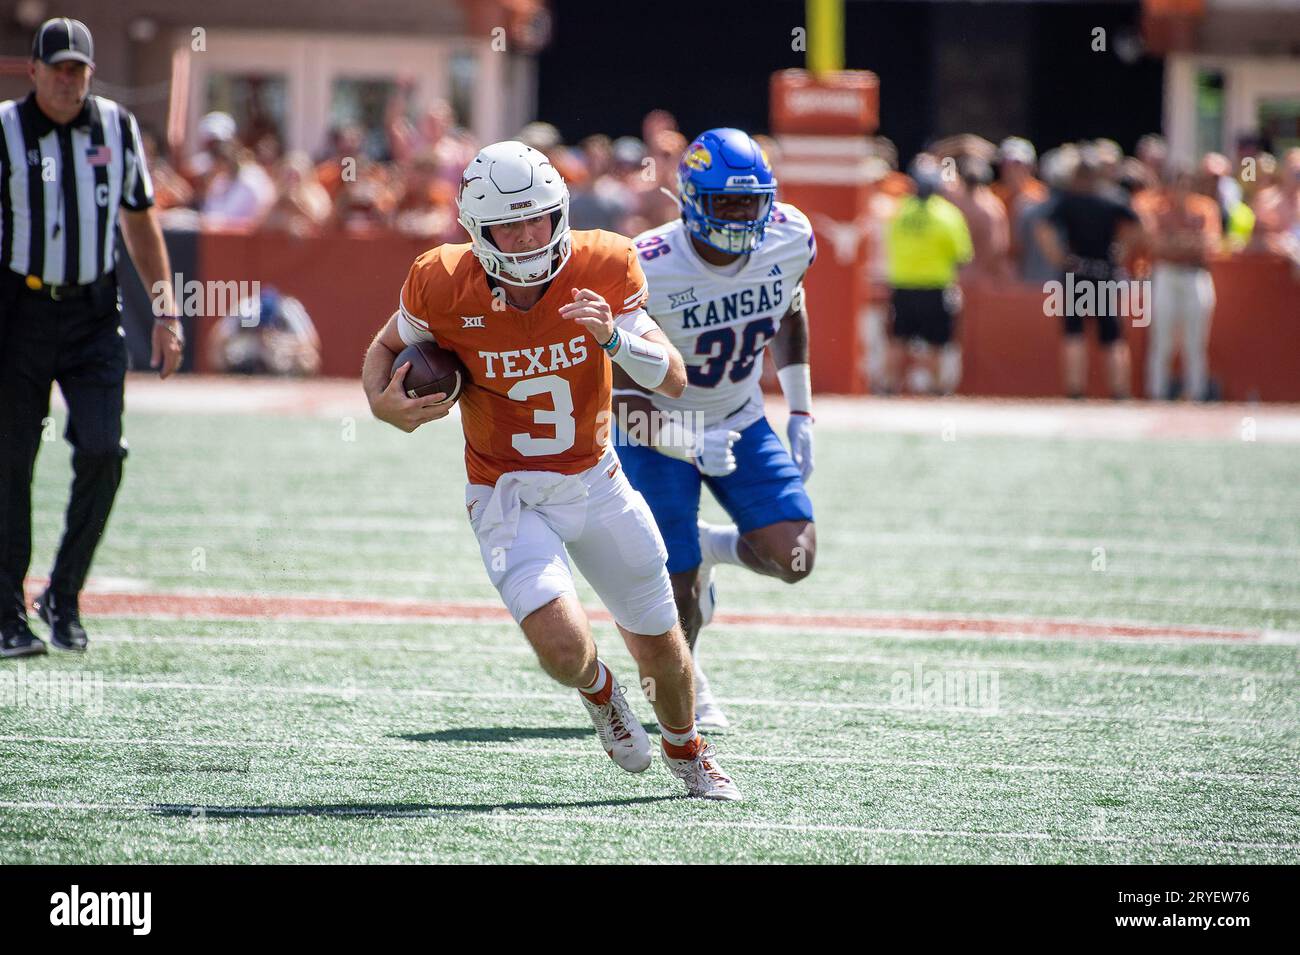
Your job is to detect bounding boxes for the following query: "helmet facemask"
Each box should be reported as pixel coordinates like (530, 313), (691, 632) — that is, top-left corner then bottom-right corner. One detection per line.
(680, 181), (776, 255)
(461, 202), (572, 288)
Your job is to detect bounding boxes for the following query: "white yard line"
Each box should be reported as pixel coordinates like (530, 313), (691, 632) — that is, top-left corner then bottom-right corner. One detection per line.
(82, 562), (1300, 591)
(1, 734), (1289, 786)
(0, 797), (1294, 852)
(92, 527), (1300, 560)
(87, 632), (1288, 680)
(65, 678), (1283, 726)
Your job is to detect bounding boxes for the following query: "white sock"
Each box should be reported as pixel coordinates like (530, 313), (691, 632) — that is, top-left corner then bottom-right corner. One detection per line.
(658, 720), (699, 748)
(579, 659), (610, 701)
(700, 523), (741, 566)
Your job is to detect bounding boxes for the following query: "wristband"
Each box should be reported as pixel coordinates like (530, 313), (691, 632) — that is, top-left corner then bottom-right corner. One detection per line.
(599, 328), (621, 353)
(777, 362), (813, 415)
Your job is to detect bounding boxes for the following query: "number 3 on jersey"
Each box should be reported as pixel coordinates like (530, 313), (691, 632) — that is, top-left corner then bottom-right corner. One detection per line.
(508, 375), (575, 456)
(688, 317), (776, 388)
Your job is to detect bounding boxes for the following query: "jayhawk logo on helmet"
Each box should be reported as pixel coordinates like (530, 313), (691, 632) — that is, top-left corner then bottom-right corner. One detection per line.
(683, 143), (713, 172)
(676, 128), (778, 255)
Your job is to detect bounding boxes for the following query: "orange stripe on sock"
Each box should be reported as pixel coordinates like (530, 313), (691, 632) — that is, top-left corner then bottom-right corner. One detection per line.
(661, 736), (702, 761)
(579, 662), (612, 705)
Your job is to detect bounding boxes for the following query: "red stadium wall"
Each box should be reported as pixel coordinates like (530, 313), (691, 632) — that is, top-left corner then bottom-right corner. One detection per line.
(958, 255), (1300, 402)
(195, 231), (431, 377)
(193, 233), (1299, 401)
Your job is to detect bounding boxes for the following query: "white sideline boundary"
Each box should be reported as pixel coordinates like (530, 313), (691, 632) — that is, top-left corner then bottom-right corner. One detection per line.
(1, 734), (1292, 786)
(85, 631), (1289, 678)
(0, 797), (1295, 853)
(45, 678), (1286, 727)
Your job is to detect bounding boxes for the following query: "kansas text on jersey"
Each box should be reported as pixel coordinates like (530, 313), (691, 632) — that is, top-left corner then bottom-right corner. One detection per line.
(635, 201), (816, 429)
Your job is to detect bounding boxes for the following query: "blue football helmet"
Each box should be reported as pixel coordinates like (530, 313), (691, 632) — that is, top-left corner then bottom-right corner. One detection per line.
(678, 128), (777, 255)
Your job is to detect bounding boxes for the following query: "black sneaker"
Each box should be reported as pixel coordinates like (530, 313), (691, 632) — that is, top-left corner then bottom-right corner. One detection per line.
(33, 589), (88, 652)
(1, 615), (48, 658)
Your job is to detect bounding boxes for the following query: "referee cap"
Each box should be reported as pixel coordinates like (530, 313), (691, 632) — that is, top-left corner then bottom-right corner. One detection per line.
(32, 18), (95, 68)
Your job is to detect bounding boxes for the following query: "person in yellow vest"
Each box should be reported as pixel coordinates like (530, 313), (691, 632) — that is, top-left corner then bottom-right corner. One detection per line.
(881, 158), (973, 395)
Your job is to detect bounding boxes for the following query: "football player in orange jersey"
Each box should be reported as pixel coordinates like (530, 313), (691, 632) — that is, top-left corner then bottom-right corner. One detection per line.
(361, 142), (740, 799)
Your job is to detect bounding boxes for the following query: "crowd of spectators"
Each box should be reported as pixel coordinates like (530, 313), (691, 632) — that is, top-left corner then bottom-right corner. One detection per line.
(146, 96), (1299, 277)
(900, 132), (1300, 282)
(145, 102), (705, 242)
(862, 131), (1299, 398)
(146, 96), (1299, 271)
(146, 97), (1298, 395)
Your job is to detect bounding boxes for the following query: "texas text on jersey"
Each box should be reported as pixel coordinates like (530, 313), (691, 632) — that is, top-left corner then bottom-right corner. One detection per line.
(634, 200), (816, 430)
(397, 229), (648, 485)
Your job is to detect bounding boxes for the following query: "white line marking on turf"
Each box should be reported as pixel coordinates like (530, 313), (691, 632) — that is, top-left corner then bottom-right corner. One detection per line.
(67, 679), (1289, 726)
(85, 612), (1283, 647)
(2, 735), (1290, 785)
(87, 525), (1300, 560)
(86, 632), (1291, 679)
(0, 798), (1294, 853)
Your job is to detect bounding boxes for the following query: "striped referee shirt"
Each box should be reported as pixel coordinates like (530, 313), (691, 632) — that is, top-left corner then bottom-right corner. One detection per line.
(0, 91), (154, 287)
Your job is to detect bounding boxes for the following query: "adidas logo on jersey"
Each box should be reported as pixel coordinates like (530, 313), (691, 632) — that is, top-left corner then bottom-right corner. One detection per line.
(768, 265), (782, 277)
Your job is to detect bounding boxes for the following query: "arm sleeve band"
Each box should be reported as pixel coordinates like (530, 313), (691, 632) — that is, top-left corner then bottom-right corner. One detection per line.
(397, 295), (435, 346)
(610, 328), (669, 390)
(614, 307), (660, 337)
(777, 362), (813, 414)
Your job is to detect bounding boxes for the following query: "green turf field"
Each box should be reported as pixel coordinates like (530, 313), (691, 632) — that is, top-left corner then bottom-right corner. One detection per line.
(3, 395), (1297, 863)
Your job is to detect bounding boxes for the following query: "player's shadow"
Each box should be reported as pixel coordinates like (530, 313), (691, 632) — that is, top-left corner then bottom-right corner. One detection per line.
(151, 793), (679, 819)
(395, 724), (656, 744)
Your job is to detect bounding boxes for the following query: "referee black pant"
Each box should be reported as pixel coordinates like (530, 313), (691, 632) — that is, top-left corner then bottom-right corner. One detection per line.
(0, 276), (127, 618)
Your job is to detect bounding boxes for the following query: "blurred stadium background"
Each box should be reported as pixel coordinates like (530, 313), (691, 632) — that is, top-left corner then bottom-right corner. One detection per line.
(0, 0), (1296, 398)
(1, 0), (1297, 864)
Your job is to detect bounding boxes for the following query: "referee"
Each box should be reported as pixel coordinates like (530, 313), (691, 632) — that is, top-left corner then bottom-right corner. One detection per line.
(0, 18), (183, 657)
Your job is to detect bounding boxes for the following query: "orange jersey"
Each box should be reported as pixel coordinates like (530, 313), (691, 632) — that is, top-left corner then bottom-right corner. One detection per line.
(400, 230), (648, 486)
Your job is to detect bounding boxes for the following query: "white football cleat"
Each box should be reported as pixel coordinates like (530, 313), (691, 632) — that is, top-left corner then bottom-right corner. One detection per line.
(662, 741), (741, 801)
(692, 654), (730, 730)
(581, 685), (652, 774)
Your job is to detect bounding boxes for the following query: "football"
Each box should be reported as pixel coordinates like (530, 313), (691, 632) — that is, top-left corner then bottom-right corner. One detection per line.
(391, 340), (466, 403)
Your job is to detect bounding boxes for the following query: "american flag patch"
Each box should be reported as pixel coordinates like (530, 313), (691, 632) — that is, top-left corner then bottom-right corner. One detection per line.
(86, 145), (112, 167)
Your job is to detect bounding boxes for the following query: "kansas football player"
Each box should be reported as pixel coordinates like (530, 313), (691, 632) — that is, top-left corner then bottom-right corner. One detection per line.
(613, 128), (817, 729)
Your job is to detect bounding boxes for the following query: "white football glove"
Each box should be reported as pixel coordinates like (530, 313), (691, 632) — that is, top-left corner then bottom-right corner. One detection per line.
(787, 413), (814, 483)
(696, 428), (741, 477)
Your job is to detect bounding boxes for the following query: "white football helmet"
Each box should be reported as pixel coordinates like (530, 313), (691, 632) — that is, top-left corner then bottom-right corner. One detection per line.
(457, 141), (572, 287)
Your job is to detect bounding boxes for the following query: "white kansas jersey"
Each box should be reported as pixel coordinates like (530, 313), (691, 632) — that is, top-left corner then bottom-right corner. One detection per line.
(634, 201), (816, 430)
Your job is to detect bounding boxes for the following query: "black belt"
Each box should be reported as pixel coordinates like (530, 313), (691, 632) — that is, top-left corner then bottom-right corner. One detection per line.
(6, 271), (115, 302)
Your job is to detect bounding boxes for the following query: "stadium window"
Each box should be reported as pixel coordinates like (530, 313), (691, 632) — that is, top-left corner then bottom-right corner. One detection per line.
(1257, 97), (1300, 154)
(205, 72), (287, 152)
(1193, 68), (1225, 157)
(449, 50), (477, 131)
(330, 77), (399, 162)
